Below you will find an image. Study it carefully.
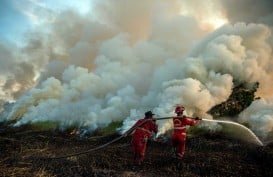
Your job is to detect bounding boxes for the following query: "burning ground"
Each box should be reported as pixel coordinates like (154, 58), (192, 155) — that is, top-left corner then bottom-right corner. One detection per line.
(1, 122), (273, 177)
(1, 81), (273, 177)
(1, 1), (273, 176)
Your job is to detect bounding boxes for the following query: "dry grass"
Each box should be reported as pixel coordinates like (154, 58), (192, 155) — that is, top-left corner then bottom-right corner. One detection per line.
(1, 123), (273, 177)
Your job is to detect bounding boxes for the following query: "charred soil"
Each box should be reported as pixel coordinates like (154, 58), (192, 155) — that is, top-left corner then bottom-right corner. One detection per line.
(1, 123), (273, 177)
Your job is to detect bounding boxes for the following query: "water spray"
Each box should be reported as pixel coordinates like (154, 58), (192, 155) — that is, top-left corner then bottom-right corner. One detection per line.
(46, 116), (263, 159)
(153, 116), (263, 146)
(201, 118), (263, 146)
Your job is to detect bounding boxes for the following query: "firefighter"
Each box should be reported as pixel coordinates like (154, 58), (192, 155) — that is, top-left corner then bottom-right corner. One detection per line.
(131, 111), (158, 167)
(171, 105), (202, 160)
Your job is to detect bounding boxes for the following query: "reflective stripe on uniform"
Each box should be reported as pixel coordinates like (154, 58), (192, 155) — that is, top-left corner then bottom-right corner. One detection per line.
(174, 126), (186, 130)
(137, 127), (152, 134)
(173, 119), (181, 124)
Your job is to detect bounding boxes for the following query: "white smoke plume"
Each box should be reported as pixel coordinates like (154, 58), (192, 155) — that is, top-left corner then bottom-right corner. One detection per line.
(0, 0), (273, 140)
(239, 98), (273, 141)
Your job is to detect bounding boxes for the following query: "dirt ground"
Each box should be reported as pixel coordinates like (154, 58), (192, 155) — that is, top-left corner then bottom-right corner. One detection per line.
(1, 123), (273, 177)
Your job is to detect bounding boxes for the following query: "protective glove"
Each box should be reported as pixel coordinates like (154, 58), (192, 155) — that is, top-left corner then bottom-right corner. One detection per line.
(142, 136), (148, 143)
(195, 116), (202, 120)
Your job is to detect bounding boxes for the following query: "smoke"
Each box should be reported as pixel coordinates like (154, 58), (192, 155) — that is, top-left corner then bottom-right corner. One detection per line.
(0, 1), (273, 139)
(239, 98), (273, 140)
(220, 0), (273, 25)
(0, 43), (36, 111)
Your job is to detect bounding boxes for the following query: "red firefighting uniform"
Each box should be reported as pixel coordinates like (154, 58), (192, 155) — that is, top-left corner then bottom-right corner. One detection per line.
(131, 118), (158, 165)
(171, 116), (199, 159)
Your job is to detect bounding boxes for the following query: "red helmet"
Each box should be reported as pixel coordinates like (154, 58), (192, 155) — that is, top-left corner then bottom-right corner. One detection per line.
(175, 105), (185, 113)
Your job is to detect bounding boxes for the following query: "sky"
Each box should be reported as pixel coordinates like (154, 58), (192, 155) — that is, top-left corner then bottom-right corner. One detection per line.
(0, 0), (92, 43)
(0, 0), (30, 43)
(0, 0), (273, 141)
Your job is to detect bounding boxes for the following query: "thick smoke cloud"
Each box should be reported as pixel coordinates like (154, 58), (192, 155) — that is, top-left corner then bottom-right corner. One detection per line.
(0, 0), (273, 140)
(220, 0), (273, 25)
(0, 43), (36, 110)
(239, 98), (273, 140)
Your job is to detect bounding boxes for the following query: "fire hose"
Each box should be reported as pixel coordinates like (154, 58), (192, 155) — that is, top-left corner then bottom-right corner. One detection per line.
(46, 116), (198, 160)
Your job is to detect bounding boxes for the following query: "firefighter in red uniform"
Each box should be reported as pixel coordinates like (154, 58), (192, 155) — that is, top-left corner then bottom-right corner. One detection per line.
(131, 111), (158, 167)
(171, 105), (202, 159)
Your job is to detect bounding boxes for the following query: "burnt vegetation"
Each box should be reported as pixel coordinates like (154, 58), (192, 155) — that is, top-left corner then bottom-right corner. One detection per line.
(1, 82), (273, 177)
(1, 125), (273, 177)
(208, 82), (260, 118)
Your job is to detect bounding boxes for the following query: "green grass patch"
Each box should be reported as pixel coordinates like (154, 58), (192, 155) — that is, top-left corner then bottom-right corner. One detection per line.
(93, 121), (123, 136)
(30, 121), (59, 131)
